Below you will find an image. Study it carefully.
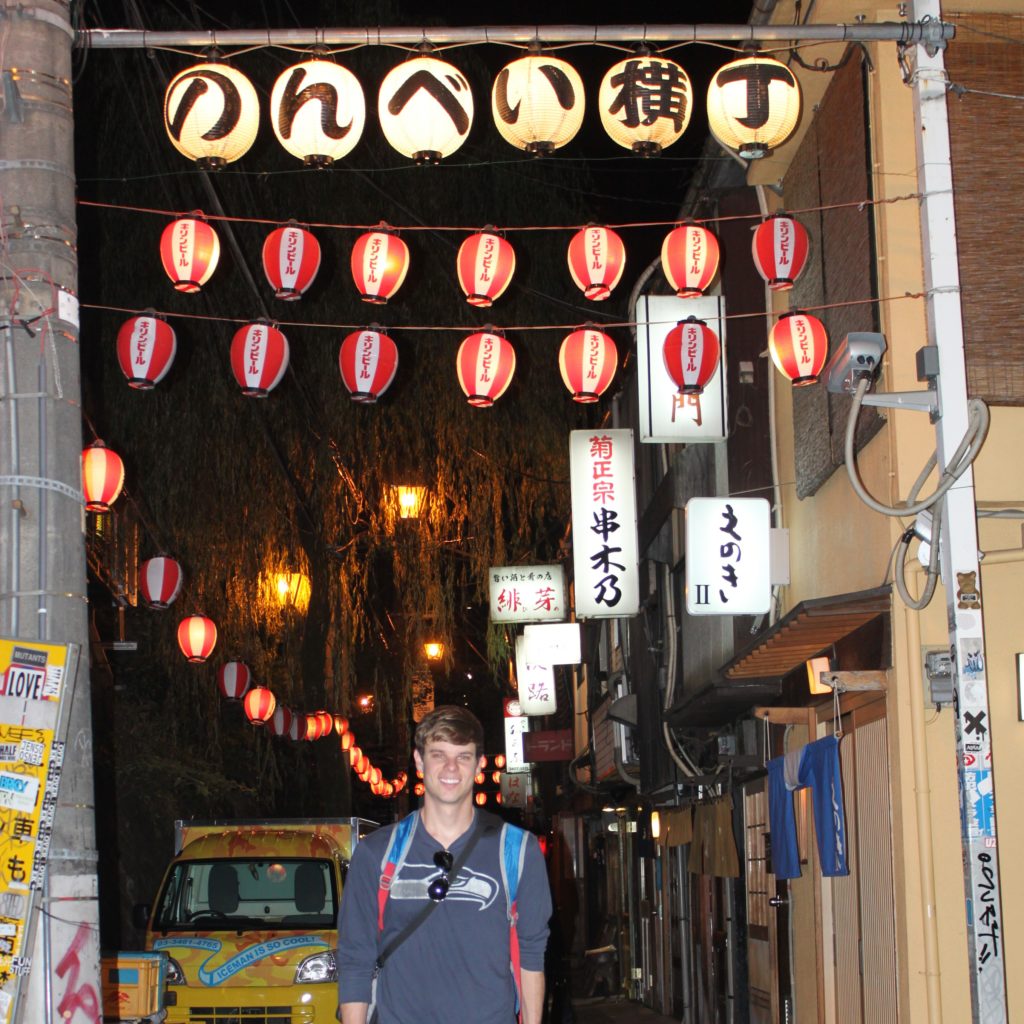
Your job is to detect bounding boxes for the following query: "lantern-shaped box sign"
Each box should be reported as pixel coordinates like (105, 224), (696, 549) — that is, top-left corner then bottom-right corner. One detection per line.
(177, 615), (217, 663)
(598, 55), (692, 156)
(523, 622), (582, 666)
(661, 224), (720, 299)
(116, 314), (177, 389)
(139, 556), (184, 610)
(351, 229), (409, 304)
(768, 311), (828, 386)
(663, 317), (721, 396)
(378, 55), (474, 163)
(270, 59), (366, 167)
(244, 686), (277, 725)
(230, 322), (290, 397)
(262, 224), (321, 301)
(217, 661), (252, 701)
(339, 329), (398, 403)
(489, 564), (567, 624)
(707, 55), (802, 160)
(457, 331), (516, 407)
(567, 226), (625, 301)
(81, 441), (125, 514)
(515, 636), (557, 716)
(160, 217), (221, 294)
(269, 704), (293, 738)
(558, 327), (618, 403)
(503, 698), (529, 772)
(457, 231), (515, 307)
(164, 62), (260, 168)
(752, 214), (810, 291)
(492, 54), (585, 155)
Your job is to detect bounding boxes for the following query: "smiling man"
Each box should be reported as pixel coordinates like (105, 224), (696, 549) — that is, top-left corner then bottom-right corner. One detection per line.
(337, 705), (551, 1024)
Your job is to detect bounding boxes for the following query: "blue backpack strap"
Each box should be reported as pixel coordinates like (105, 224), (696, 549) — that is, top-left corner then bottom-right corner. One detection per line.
(499, 823), (529, 1021)
(377, 811), (419, 932)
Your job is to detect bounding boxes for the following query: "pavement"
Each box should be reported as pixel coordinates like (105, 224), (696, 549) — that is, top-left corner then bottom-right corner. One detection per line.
(571, 996), (679, 1024)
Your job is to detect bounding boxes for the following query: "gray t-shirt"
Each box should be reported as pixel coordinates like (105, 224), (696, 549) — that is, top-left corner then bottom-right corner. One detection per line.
(337, 810), (552, 1024)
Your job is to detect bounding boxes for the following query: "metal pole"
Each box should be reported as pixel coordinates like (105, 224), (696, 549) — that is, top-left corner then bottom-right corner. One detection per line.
(910, 1), (1006, 1020)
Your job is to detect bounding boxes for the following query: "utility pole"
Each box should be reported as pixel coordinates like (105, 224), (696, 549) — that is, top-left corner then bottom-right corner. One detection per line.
(0, 2), (101, 1022)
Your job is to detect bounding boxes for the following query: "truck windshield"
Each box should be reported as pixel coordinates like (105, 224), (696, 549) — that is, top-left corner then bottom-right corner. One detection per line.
(153, 859), (337, 931)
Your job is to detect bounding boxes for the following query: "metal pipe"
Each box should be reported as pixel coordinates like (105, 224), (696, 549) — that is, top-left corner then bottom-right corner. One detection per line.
(3, 321), (20, 636)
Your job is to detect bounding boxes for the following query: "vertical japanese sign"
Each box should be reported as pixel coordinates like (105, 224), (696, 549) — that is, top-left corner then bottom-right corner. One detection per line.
(514, 637), (556, 717)
(488, 565), (567, 624)
(503, 699), (529, 772)
(569, 429), (640, 619)
(500, 770), (533, 809)
(684, 498), (771, 615)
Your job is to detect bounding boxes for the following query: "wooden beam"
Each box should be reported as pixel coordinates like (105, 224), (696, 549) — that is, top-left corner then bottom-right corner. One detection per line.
(819, 670), (889, 692)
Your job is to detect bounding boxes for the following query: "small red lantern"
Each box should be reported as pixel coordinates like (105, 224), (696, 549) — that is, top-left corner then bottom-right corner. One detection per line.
(139, 556), (183, 610)
(567, 226), (625, 301)
(341, 732), (354, 752)
(494, 754), (506, 769)
(244, 686), (277, 725)
(316, 710), (333, 738)
(752, 214), (810, 292)
(159, 217), (220, 293)
(661, 224), (720, 299)
(351, 229), (409, 304)
(116, 314), (177, 389)
(333, 715), (349, 736)
(369, 767), (382, 786)
(349, 745), (362, 767)
(288, 715), (303, 741)
(355, 753), (369, 774)
(81, 441), (125, 513)
(230, 322), (290, 397)
(217, 661), (252, 701)
(414, 782), (425, 797)
(768, 311), (829, 386)
(339, 329), (398, 403)
(262, 223), (322, 300)
(303, 713), (323, 741)
(177, 615), (217, 663)
(269, 704), (293, 738)
(475, 793), (487, 806)
(456, 231), (515, 307)
(558, 327), (618, 403)
(456, 331), (516, 408)
(663, 317), (721, 395)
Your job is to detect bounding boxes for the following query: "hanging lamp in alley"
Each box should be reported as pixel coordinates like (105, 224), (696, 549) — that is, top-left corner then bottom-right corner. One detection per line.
(350, 228), (409, 304)
(333, 715), (349, 736)
(230, 322), (290, 397)
(262, 223), (321, 300)
(558, 327), (618, 403)
(661, 224), (720, 299)
(769, 311), (829, 386)
(663, 317), (721, 395)
(491, 53), (585, 155)
(81, 441), (125, 513)
(164, 61), (260, 168)
(707, 54), (801, 160)
(567, 226), (625, 301)
(177, 615), (217, 663)
(456, 231), (515, 307)
(288, 714), (303, 741)
(752, 214), (810, 291)
(269, 704), (293, 738)
(116, 314), (177, 389)
(139, 556), (184, 610)
(338, 328), (398, 403)
(270, 58), (365, 167)
(456, 330), (516, 407)
(340, 731), (354, 752)
(159, 217), (221, 293)
(243, 686), (277, 725)
(304, 713), (321, 741)
(217, 661), (252, 701)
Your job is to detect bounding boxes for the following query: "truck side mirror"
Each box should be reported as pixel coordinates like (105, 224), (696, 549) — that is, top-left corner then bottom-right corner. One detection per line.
(132, 903), (151, 930)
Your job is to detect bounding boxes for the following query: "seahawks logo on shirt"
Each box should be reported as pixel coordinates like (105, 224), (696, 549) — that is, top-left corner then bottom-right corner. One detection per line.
(388, 862), (499, 910)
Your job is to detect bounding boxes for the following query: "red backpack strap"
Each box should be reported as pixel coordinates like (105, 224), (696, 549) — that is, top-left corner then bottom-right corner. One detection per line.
(377, 811), (419, 932)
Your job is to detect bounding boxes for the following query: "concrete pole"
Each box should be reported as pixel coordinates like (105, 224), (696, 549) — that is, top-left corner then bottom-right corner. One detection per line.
(0, 1), (101, 1021)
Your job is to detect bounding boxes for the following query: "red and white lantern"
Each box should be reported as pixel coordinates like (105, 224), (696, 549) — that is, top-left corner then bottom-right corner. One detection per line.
(558, 328), (618, 403)
(177, 615), (217, 663)
(269, 704), (293, 738)
(244, 686), (277, 725)
(663, 317), (721, 395)
(768, 311), (829, 386)
(456, 331), (516, 408)
(262, 224), (321, 300)
(159, 217), (220, 293)
(316, 710), (333, 739)
(217, 661), (252, 701)
(230, 322), (290, 397)
(661, 224), (720, 299)
(351, 230), (409, 304)
(339, 329), (398, 403)
(139, 556), (184, 610)
(752, 214), (810, 291)
(81, 441), (125, 513)
(456, 231), (515, 307)
(116, 315), (177, 389)
(304, 713), (321, 741)
(567, 226), (625, 301)
(341, 732), (355, 752)
(333, 715), (349, 736)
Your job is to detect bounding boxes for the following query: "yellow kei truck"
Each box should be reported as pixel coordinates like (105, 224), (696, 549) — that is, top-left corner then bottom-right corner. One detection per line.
(137, 818), (372, 1024)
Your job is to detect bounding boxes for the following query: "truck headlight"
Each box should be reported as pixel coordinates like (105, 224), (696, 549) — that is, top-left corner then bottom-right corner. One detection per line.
(295, 950), (336, 984)
(165, 956), (186, 985)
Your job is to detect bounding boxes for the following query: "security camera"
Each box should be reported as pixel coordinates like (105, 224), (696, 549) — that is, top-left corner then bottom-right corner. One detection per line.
(825, 332), (887, 395)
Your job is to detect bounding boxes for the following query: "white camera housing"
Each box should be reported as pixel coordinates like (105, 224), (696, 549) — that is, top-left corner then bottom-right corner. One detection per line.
(825, 332), (887, 395)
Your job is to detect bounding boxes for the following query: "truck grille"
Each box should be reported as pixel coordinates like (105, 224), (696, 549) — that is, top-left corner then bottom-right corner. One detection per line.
(186, 1008), (312, 1024)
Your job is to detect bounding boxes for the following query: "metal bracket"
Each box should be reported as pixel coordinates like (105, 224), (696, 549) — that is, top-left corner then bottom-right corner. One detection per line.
(0, 474), (82, 502)
(861, 390), (939, 419)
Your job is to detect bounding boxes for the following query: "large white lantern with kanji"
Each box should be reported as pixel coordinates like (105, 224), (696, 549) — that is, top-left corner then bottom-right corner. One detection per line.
(491, 54), (585, 155)
(598, 54), (692, 155)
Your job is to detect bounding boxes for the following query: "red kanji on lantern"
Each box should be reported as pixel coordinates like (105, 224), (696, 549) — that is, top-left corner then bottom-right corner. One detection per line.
(456, 231), (515, 307)
(159, 217), (220, 293)
(81, 441), (125, 513)
(177, 615), (217, 663)
(351, 229), (409, 304)
(217, 661), (252, 701)
(139, 556), (184, 610)
(339, 329), (398, 403)
(567, 226), (625, 301)
(244, 686), (277, 725)
(661, 224), (720, 299)
(456, 331), (516, 407)
(752, 214), (809, 291)
(663, 317), (721, 395)
(269, 704), (293, 738)
(558, 327), (618, 403)
(262, 223), (321, 300)
(116, 314), (177, 389)
(230, 322), (290, 397)
(769, 311), (829, 386)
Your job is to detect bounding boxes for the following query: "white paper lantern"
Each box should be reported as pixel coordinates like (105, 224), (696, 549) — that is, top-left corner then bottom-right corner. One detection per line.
(491, 55), (585, 155)
(598, 55), (692, 156)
